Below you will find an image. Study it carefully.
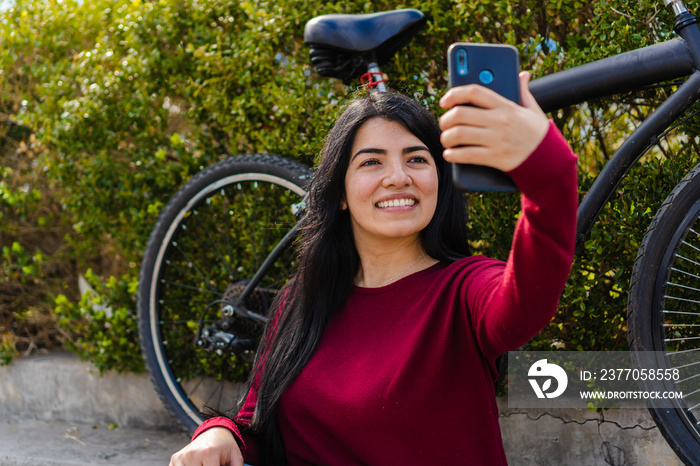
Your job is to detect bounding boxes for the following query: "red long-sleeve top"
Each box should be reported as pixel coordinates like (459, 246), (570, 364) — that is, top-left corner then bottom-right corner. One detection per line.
(192, 121), (578, 465)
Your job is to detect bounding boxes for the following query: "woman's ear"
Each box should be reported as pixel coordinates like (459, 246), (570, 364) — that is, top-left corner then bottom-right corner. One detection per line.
(340, 197), (347, 210)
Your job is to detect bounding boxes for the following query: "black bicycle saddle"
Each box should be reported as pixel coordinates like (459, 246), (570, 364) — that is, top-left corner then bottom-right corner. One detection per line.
(304, 9), (427, 82)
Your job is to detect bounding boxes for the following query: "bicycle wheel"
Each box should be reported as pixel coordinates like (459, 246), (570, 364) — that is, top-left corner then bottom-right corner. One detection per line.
(138, 154), (312, 433)
(628, 162), (700, 465)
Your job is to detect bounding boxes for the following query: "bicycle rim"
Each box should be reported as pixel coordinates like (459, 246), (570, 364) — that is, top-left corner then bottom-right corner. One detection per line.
(139, 155), (309, 431)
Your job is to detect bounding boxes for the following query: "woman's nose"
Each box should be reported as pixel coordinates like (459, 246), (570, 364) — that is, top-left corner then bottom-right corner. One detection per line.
(382, 159), (411, 187)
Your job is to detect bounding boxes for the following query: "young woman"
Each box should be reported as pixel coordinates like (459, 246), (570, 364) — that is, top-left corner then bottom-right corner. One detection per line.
(169, 72), (578, 465)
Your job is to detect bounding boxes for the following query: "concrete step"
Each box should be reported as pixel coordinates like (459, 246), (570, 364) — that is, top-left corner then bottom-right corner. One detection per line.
(0, 351), (190, 465)
(0, 418), (189, 466)
(497, 403), (682, 465)
(0, 351), (174, 430)
(0, 351), (687, 465)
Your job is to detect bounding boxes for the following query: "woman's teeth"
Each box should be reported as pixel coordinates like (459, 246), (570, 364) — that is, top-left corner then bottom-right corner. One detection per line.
(376, 199), (416, 209)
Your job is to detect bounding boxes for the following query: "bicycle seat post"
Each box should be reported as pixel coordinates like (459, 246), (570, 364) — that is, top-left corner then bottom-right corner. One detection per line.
(665, 0), (688, 15)
(664, 0), (700, 68)
(364, 60), (388, 93)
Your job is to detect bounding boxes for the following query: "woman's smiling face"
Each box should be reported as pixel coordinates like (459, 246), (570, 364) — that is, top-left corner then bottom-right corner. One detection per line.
(342, 117), (439, 248)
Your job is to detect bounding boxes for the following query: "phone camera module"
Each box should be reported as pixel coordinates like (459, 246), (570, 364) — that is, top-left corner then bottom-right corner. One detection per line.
(456, 49), (468, 76)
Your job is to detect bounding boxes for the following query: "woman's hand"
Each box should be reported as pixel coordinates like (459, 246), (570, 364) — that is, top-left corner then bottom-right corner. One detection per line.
(169, 427), (244, 466)
(438, 71), (549, 172)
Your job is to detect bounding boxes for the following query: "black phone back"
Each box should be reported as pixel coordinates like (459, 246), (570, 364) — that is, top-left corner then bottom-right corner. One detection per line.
(447, 43), (520, 192)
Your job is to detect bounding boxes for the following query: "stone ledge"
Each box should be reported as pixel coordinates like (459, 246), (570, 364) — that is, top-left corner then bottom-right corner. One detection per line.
(0, 351), (174, 431)
(498, 403), (682, 465)
(0, 351), (685, 465)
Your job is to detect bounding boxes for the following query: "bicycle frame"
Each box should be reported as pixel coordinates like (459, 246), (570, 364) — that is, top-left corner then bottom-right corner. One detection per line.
(531, 2), (700, 249)
(236, 221), (300, 316)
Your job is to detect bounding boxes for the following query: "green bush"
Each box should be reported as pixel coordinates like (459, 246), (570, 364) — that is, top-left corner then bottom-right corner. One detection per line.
(0, 0), (695, 370)
(54, 269), (143, 374)
(1, 125), (76, 362)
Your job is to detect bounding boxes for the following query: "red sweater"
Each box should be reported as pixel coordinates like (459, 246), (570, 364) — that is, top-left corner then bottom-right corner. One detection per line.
(193, 122), (578, 465)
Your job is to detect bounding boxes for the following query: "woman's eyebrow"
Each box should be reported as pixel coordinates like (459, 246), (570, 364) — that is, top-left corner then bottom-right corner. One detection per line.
(351, 148), (385, 161)
(351, 145), (429, 161)
(403, 145), (430, 154)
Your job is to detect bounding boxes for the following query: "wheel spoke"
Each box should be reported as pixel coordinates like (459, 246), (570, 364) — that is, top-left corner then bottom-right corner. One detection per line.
(159, 278), (223, 297)
(671, 359), (700, 371)
(664, 310), (700, 316)
(676, 254), (700, 268)
(160, 257), (210, 289)
(671, 267), (700, 281)
(186, 374), (207, 400)
(682, 239), (700, 254)
(191, 208), (237, 280)
(667, 281), (700, 293)
(223, 188), (234, 270)
(665, 336), (700, 343)
(664, 295), (700, 304)
(160, 319), (216, 326)
(251, 185), (259, 273)
(667, 347), (700, 356)
(168, 237), (220, 292)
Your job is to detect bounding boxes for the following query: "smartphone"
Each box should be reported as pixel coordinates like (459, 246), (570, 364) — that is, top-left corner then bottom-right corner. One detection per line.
(447, 43), (520, 192)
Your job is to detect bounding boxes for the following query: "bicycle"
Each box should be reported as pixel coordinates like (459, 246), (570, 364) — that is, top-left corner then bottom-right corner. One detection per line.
(138, 1), (700, 463)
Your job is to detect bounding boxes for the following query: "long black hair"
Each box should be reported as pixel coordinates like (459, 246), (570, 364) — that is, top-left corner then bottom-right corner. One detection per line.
(241, 91), (470, 464)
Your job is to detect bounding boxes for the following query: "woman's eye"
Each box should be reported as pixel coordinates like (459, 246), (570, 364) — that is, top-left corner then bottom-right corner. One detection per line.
(359, 159), (380, 167)
(409, 155), (429, 163)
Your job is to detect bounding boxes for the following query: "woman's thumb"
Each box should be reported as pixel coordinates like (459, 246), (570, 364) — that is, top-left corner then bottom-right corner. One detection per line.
(519, 71), (539, 110)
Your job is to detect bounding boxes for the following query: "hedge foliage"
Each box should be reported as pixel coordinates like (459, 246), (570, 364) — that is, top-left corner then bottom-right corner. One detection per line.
(1, 0), (697, 371)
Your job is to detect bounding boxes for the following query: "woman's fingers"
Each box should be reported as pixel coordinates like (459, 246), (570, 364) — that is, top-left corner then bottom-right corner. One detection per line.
(169, 427), (243, 466)
(442, 124), (534, 170)
(438, 71), (549, 171)
(440, 124), (491, 150)
(443, 145), (501, 166)
(439, 81), (512, 111)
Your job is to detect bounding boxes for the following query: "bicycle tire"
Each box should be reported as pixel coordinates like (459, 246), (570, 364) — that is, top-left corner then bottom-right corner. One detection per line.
(138, 154), (312, 433)
(628, 162), (700, 466)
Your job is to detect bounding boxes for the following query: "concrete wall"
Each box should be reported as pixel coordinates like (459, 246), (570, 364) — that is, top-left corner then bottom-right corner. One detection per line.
(0, 352), (685, 465)
(0, 351), (174, 430)
(498, 403), (682, 465)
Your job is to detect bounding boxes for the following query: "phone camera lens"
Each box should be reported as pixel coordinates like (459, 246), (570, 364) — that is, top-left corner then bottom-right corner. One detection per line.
(479, 69), (494, 85)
